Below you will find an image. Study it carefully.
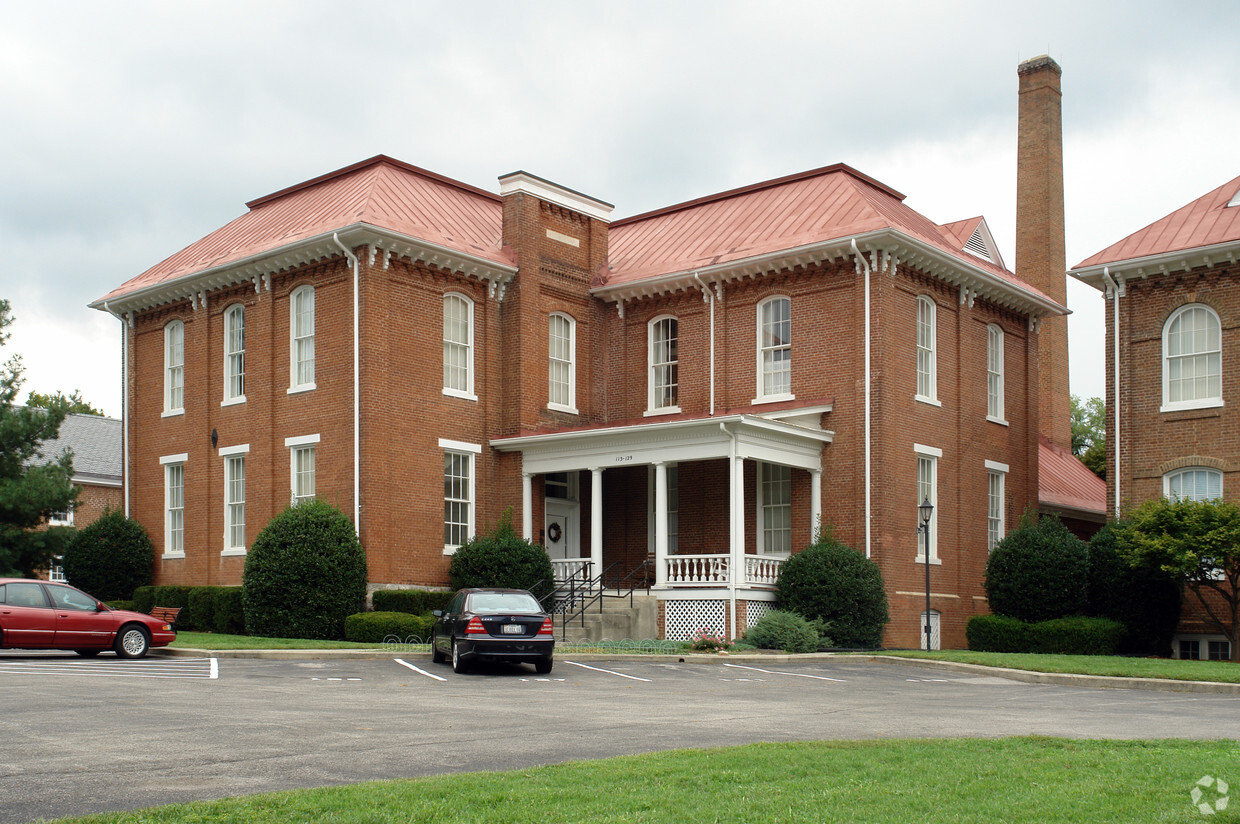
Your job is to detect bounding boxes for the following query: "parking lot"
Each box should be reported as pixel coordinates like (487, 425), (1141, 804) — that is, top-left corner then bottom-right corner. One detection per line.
(3, 652), (1239, 823)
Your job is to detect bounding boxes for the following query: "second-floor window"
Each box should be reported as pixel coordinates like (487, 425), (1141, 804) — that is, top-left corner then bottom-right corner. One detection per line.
(648, 316), (679, 412)
(987, 324), (1005, 421)
(548, 313), (576, 412)
(1163, 304), (1222, 411)
(165, 320), (184, 414)
(757, 297), (791, 400)
(443, 294), (474, 399)
(916, 296), (937, 403)
(223, 305), (245, 404)
(290, 285), (315, 390)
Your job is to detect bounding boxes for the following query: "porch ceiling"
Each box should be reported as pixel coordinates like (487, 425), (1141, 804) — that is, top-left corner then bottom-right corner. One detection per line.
(491, 413), (833, 475)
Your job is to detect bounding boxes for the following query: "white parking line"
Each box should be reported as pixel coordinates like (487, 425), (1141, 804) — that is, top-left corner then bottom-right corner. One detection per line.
(723, 663), (846, 682)
(395, 658), (447, 681)
(0, 657), (218, 679)
(563, 661), (653, 681)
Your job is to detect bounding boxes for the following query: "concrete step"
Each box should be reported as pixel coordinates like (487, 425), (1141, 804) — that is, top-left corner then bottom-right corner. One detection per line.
(555, 594), (657, 642)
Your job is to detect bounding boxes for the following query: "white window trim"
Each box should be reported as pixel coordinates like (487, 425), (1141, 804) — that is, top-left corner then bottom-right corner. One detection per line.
(986, 461), (1007, 553)
(221, 446), (249, 556)
(164, 320), (185, 416)
(646, 314), (682, 416)
(163, 458), (186, 559)
(916, 295), (938, 405)
(1161, 304), (1224, 413)
(441, 439), (480, 554)
(754, 296), (794, 405)
(289, 284), (316, 394)
(548, 312), (578, 414)
(915, 443), (940, 565)
(986, 324), (1007, 425)
(288, 437), (317, 507)
(285, 434), (321, 448)
(222, 304), (246, 406)
(755, 462), (792, 558)
(1163, 466), (1223, 501)
(442, 293), (477, 401)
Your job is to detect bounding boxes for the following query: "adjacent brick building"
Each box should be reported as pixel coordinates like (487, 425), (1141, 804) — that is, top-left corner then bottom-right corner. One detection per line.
(1070, 172), (1240, 658)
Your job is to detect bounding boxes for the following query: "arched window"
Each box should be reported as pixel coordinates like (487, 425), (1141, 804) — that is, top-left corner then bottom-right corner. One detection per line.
(548, 312), (576, 412)
(1163, 304), (1222, 411)
(1164, 467), (1223, 502)
(443, 293), (474, 399)
(916, 296), (937, 402)
(757, 296), (791, 400)
(164, 320), (184, 414)
(290, 285), (315, 390)
(648, 315), (679, 413)
(223, 305), (245, 403)
(987, 324), (1004, 421)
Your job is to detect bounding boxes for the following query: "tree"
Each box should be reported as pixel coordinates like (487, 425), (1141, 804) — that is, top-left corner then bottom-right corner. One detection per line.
(1115, 498), (1240, 661)
(26, 389), (104, 417)
(0, 300), (77, 577)
(776, 530), (889, 648)
(62, 509), (153, 600)
(1087, 522), (1180, 656)
(1071, 394), (1106, 479)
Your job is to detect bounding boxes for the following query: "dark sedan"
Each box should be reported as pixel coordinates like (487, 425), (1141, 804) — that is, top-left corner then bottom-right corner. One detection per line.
(431, 588), (554, 674)
(0, 578), (176, 659)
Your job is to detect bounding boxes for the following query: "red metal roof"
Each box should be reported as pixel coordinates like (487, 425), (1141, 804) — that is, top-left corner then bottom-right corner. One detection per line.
(602, 164), (1047, 300)
(1074, 173), (1240, 269)
(1038, 435), (1105, 515)
(97, 156), (511, 304)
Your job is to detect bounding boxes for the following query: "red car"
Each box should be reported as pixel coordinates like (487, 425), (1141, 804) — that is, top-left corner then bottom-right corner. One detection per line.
(0, 578), (176, 659)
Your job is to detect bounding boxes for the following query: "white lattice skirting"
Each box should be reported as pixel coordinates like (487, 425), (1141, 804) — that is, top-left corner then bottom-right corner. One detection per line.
(664, 600), (727, 641)
(745, 600), (773, 628)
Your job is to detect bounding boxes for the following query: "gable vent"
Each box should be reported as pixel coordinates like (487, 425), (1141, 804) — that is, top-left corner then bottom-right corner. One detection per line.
(964, 227), (993, 261)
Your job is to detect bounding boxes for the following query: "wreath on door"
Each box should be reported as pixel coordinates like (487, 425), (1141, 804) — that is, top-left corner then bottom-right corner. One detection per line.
(547, 522), (563, 544)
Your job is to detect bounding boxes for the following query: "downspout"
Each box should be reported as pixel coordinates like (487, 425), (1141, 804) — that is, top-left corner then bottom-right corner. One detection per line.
(851, 239), (873, 558)
(694, 273), (715, 415)
(1101, 266), (1123, 518)
(332, 234), (361, 531)
(721, 421), (737, 639)
(102, 301), (129, 517)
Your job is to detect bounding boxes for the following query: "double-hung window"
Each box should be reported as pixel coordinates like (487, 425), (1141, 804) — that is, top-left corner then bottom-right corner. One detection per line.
(286, 434), (319, 506)
(986, 461), (1008, 552)
(1163, 304), (1222, 412)
(441, 439), (480, 551)
(220, 444), (248, 554)
(916, 297), (937, 403)
(987, 324), (1005, 422)
(548, 313), (576, 412)
(759, 463), (792, 555)
(223, 305), (245, 404)
(290, 285), (315, 391)
(915, 444), (941, 562)
(161, 453), (187, 558)
(443, 294), (475, 399)
(757, 297), (792, 401)
(648, 316), (679, 413)
(164, 320), (184, 415)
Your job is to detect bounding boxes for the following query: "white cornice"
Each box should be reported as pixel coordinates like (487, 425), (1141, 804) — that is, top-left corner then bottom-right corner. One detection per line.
(498, 171), (614, 223)
(1070, 239), (1240, 292)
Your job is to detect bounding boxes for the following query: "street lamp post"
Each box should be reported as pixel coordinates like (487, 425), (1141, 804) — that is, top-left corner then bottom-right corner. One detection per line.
(919, 497), (934, 651)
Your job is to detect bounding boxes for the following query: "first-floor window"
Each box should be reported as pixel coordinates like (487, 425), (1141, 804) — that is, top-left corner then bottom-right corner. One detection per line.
(167, 463), (185, 555)
(1164, 467), (1223, 501)
(48, 560), (66, 582)
(286, 434), (320, 506)
(916, 445), (941, 561)
(441, 439), (479, 550)
(760, 463), (792, 555)
(986, 461), (1007, 552)
(223, 451), (247, 552)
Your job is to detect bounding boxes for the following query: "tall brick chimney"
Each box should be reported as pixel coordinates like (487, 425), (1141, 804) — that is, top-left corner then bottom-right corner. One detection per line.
(1016, 55), (1071, 450)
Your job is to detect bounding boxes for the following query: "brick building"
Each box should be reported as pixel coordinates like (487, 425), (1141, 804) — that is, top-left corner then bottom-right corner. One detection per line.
(1070, 172), (1240, 659)
(91, 150), (1065, 648)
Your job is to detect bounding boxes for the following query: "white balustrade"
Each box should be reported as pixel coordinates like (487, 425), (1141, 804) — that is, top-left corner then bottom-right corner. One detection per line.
(551, 558), (592, 586)
(745, 555), (784, 585)
(665, 554), (729, 585)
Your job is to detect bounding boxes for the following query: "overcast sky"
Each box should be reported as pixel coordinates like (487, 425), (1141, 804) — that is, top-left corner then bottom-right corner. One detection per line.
(2, 0), (1237, 419)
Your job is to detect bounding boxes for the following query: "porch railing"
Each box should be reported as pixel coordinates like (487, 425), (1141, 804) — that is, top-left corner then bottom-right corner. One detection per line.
(663, 554), (784, 586)
(551, 558), (592, 588)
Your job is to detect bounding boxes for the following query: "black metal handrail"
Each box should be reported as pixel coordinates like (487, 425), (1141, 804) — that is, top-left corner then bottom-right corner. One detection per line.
(549, 559), (653, 640)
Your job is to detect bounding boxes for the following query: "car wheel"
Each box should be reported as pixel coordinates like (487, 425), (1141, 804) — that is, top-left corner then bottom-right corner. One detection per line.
(74, 649), (102, 658)
(451, 639), (469, 674)
(114, 625), (150, 659)
(431, 637), (446, 664)
(535, 658), (553, 674)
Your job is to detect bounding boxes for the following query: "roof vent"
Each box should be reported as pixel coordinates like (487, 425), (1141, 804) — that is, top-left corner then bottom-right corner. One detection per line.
(964, 226), (993, 261)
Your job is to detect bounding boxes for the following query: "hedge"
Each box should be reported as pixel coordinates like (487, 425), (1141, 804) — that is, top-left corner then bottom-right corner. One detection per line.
(966, 614), (1033, 653)
(372, 589), (454, 615)
(130, 585), (244, 633)
(967, 614), (1126, 656)
(344, 611), (434, 644)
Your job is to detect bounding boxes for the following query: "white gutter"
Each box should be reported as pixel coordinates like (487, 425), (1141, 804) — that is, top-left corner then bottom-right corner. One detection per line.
(693, 273), (716, 415)
(852, 239), (872, 558)
(332, 234), (362, 531)
(1101, 266), (1123, 518)
(102, 301), (129, 517)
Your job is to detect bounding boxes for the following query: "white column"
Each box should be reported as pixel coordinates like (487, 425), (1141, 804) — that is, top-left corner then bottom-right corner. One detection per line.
(654, 461), (668, 587)
(522, 473), (533, 542)
(590, 467), (603, 586)
(731, 457), (745, 579)
(811, 468), (823, 541)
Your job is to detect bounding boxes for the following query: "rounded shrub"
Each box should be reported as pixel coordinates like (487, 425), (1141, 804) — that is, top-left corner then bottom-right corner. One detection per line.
(966, 614), (1032, 653)
(744, 610), (820, 653)
(344, 611), (433, 644)
(242, 500), (368, 640)
(449, 509), (555, 600)
(62, 508), (153, 601)
(985, 513), (1087, 623)
(1087, 523), (1181, 656)
(776, 534), (889, 648)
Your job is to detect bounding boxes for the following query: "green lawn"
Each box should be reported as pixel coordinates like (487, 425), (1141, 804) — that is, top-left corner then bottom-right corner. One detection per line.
(55, 738), (1240, 823)
(877, 650), (1240, 683)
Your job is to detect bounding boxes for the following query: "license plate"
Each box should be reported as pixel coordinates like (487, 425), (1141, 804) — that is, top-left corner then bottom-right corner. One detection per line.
(502, 623), (524, 635)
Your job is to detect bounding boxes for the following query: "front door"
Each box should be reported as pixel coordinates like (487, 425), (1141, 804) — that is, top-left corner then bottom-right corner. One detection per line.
(544, 499), (579, 561)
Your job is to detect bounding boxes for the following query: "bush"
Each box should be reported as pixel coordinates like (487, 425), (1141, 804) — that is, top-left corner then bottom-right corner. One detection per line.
(448, 509), (555, 601)
(61, 508), (153, 601)
(372, 589), (454, 615)
(1087, 523), (1181, 656)
(776, 533), (889, 648)
(745, 611), (820, 653)
(131, 586), (155, 614)
(985, 513), (1087, 623)
(243, 500), (368, 640)
(344, 611), (434, 644)
(186, 587), (217, 633)
(1029, 616), (1126, 656)
(212, 587), (246, 635)
(106, 600), (135, 612)
(966, 614), (1033, 653)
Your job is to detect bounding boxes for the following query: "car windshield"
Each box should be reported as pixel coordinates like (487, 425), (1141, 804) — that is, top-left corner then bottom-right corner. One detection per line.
(467, 592), (542, 614)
